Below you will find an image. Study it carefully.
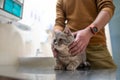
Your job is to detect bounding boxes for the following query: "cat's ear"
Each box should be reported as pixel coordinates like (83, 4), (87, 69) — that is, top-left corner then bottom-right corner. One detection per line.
(52, 30), (55, 36)
(63, 26), (72, 36)
(52, 30), (62, 37)
(52, 30), (57, 38)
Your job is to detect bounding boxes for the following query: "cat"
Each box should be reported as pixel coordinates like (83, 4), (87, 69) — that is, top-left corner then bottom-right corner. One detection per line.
(52, 27), (90, 71)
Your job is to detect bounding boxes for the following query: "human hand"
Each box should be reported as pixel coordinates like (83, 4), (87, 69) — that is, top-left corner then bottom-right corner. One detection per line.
(69, 27), (93, 56)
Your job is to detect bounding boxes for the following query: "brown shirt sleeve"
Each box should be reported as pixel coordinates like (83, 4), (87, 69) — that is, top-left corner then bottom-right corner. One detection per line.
(54, 0), (66, 31)
(96, 0), (115, 17)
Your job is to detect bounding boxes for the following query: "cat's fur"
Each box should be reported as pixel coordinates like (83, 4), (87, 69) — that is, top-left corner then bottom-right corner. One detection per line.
(52, 27), (90, 71)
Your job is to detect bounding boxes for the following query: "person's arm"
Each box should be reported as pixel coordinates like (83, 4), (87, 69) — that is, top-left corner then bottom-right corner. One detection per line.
(89, 0), (115, 32)
(54, 0), (66, 31)
(69, 0), (115, 55)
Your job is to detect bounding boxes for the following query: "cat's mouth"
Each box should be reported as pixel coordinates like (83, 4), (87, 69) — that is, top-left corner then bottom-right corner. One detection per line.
(54, 44), (67, 51)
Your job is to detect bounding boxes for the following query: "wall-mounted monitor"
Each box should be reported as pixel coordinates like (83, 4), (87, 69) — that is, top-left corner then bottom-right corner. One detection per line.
(0, 0), (24, 22)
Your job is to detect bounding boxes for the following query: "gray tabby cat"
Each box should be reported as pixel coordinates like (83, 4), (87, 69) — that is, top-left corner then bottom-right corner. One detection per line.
(52, 27), (90, 71)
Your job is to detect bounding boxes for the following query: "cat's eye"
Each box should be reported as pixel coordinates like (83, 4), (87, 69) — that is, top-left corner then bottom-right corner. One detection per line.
(59, 38), (63, 42)
(54, 39), (57, 43)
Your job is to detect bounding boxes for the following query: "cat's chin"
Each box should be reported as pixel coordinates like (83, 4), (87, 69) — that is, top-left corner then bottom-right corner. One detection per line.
(56, 45), (68, 51)
(56, 47), (65, 51)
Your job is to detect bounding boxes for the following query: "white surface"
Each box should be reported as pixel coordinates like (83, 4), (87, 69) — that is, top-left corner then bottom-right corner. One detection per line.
(0, 66), (55, 80)
(105, 24), (113, 56)
(0, 24), (24, 65)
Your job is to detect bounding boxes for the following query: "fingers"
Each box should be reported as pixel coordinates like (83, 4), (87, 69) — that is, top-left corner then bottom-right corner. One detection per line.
(69, 33), (81, 55)
(69, 41), (78, 51)
(72, 32), (77, 36)
(69, 40), (87, 56)
(71, 45), (85, 56)
(68, 31), (79, 50)
(72, 32), (77, 38)
(68, 32), (79, 49)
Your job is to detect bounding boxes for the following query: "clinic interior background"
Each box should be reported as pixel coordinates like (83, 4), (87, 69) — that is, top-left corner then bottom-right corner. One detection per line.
(18, 0), (112, 57)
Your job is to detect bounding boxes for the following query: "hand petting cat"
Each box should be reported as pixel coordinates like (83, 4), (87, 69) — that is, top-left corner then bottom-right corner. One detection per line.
(69, 27), (93, 56)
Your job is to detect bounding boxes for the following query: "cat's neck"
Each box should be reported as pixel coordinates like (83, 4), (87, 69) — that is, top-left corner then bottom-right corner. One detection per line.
(58, 49), (71, 57)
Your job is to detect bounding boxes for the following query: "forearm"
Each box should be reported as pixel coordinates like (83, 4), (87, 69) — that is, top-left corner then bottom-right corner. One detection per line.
(91, 10), (113, 32)
(90, 0), (115, 31)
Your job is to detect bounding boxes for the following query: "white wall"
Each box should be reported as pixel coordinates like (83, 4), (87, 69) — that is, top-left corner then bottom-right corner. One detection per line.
(105, 24), (113, 56)
(17, 0), (56, 57)
(0, 24), (24, 66)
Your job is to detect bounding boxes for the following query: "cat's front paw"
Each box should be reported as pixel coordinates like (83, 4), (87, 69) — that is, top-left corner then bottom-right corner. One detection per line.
(67, 64), (77, 71)
(54, 64), (64, 70)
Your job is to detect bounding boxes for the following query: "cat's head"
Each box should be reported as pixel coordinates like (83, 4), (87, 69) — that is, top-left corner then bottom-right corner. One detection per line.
(52, 27), (74, 50)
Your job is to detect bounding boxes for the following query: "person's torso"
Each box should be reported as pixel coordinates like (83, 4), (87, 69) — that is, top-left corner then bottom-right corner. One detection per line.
(62, 0), (106, 46)
(63, 0), (98, 30)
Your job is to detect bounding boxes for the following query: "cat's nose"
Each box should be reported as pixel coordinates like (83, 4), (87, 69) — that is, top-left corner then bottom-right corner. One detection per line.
(54, 40), (57, 45)
(54, 41), (57, 45)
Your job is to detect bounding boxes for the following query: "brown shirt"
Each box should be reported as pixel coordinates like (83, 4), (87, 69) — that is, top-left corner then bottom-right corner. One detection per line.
(54, 0), (115, 46)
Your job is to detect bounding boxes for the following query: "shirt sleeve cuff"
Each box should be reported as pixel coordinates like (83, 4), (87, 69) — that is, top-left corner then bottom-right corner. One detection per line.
(54, 25), (64, 31)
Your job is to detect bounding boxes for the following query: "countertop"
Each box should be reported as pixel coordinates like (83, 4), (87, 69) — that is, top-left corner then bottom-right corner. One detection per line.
(0, 66), (120, 80)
